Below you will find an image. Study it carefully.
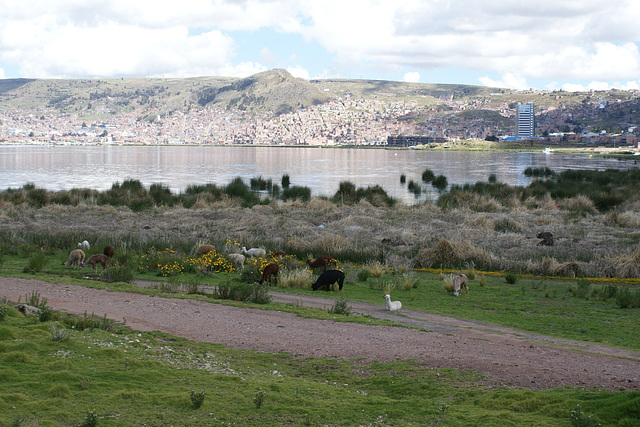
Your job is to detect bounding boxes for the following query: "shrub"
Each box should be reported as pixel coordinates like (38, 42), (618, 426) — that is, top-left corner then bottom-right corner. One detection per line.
(278, 269), (312, 289)
(400, 174), (406, 184)
(432, 174), (448, 190)
(407, 180), (422, 196)
(0, 301), (8, 321)
(356, 268), (370, 282)
(50, 324), (71, 342)
(443, 274), (454, 293)
(421, 168), (435, 183)
(400, 273), (418, 291)
(364, 261), (386, 278)
(102, 264), (135, 283)
(253, 389), (266, 409)
(24, 251), (48, 273)
(282, 185), (311, 202)
(504, 272), (519, 284)
(615, 287), (640, 308)
(190, 390), (206, 409)
(328, 298), (352, 316)
(80, 410), (99, 427)
(571, 278), (591, 298)
(38, 304), (53, 322)
(281, 174), (290, 188)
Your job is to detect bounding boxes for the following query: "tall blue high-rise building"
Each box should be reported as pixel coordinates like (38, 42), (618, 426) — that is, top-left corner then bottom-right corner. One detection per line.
(515, 102), (535, 137)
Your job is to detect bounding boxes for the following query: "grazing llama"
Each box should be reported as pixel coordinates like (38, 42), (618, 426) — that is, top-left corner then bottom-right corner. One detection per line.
(81, 254), (109, 274)
(65, 249), (85, 269)
(306, 255), (336, 272)
(453, 273), (468, 296)
(241, 246), (266, 259)
(258, 263), (279, 286)
(78, 240), (90, 250)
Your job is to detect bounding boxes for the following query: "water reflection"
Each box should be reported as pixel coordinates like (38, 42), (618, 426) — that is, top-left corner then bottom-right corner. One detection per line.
(0, 145), (636, 205)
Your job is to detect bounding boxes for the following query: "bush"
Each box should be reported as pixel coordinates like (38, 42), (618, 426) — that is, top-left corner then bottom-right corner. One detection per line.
(421, 168), (435, 183)
(0, 302), (8, 321)
(615, 287), (640, 308)
(190, 390), (206, 409)
(328, 298), (352, 316)
(571, 278), (591, 298)
(211, 282), (271, 304)
(38, 304), (53, 322)
(356, 268), (370, 282)
(432, 175), (448, 190)
(282, 185), (311, 202)
(24, 251), (48, 273)
(504, 272), (519, 284)
(102, 264), (135, 283)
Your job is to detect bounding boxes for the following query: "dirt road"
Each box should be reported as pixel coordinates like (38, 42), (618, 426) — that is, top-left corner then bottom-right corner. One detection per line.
(1, 276), (638, 391)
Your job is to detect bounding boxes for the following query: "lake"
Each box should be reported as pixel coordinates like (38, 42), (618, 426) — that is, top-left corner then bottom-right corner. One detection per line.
(0, 145), (637, 205)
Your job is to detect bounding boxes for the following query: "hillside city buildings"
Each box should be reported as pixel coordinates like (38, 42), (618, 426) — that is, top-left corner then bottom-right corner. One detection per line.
(1, 89), (639, 148)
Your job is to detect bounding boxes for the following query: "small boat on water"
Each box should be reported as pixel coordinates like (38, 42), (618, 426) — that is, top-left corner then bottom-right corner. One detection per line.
(543, 147), (553, 154)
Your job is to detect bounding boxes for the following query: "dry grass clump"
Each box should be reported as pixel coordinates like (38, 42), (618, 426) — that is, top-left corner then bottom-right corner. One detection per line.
(278, 269), (313, 289)
(399, 273), (419, 291)
(364, 261), (387, 278)
(558, 195), (598, 213)
(597, 245), (640, 278)
(606, 209), (640, 228)
(524, 194), (554, 210)
(311, 234), (352, 253)
(468, 215), (495, 231)
(443, 274), (454, 293)
(415, 238), (497, 269)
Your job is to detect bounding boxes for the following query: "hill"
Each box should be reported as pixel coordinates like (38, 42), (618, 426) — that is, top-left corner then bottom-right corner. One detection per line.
(1, 69), (639, 143)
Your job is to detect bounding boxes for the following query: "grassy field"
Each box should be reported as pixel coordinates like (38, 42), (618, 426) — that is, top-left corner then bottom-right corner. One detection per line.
(1, 244), (640, 425)
(1, 172), (640, 425)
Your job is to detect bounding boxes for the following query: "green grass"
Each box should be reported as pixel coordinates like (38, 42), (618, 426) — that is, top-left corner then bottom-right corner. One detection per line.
(1, 305), (638, 426)
(1, 247), (640, 425)
(2, 248), (640, 351)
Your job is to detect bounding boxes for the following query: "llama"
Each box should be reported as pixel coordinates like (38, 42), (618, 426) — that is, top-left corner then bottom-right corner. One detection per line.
(306, 255), (336, 272)
(453, 273), (468, 296)
(81, 254), (109, 274)
(65, 249), (85, 269)
(312, 270), (345, 291)
(258, 263), (278, 286)
(384, 294), (402, 311)
(241, 246), (266, 259)
(271, 251), (287, 258)
(103, 245), (115, 258)
(78, 240), (90, 250)
(228, 253), (245, 271)
(196, 245), (215, 256)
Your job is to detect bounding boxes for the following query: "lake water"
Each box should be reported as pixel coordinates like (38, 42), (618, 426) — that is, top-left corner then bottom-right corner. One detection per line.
(0, 145), (637, 205)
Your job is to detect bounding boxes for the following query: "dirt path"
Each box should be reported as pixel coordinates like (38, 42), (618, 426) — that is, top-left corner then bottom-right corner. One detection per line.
(2, 276), (639, 391)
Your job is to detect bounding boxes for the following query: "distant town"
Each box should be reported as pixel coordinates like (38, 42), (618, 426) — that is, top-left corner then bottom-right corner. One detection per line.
(1, 78), (639, 149)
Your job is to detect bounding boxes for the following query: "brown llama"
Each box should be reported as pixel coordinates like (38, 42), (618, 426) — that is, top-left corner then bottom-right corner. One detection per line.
(258, 263), (279, 286)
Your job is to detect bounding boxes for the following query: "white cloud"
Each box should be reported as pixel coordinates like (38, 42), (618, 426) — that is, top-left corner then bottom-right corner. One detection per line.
(478, 73), (529, 90)
(218, 62), (268, 78)
(1, 0), (640, 89)
(287, 65), (310, 80)
(403, 72), (420, 83)
(561, 79), (640, 92)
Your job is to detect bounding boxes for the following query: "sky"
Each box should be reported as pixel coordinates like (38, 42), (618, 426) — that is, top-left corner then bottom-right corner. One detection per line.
(1, 0), (640, 92)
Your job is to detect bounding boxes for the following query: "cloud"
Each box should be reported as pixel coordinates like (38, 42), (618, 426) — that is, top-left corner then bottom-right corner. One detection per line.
(1, 0), (639, 89)
(478, 73), (529, 90)
(403, 72), (420, 83)
(561, 79), (640, 92)
(287, 65), (310, 80)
